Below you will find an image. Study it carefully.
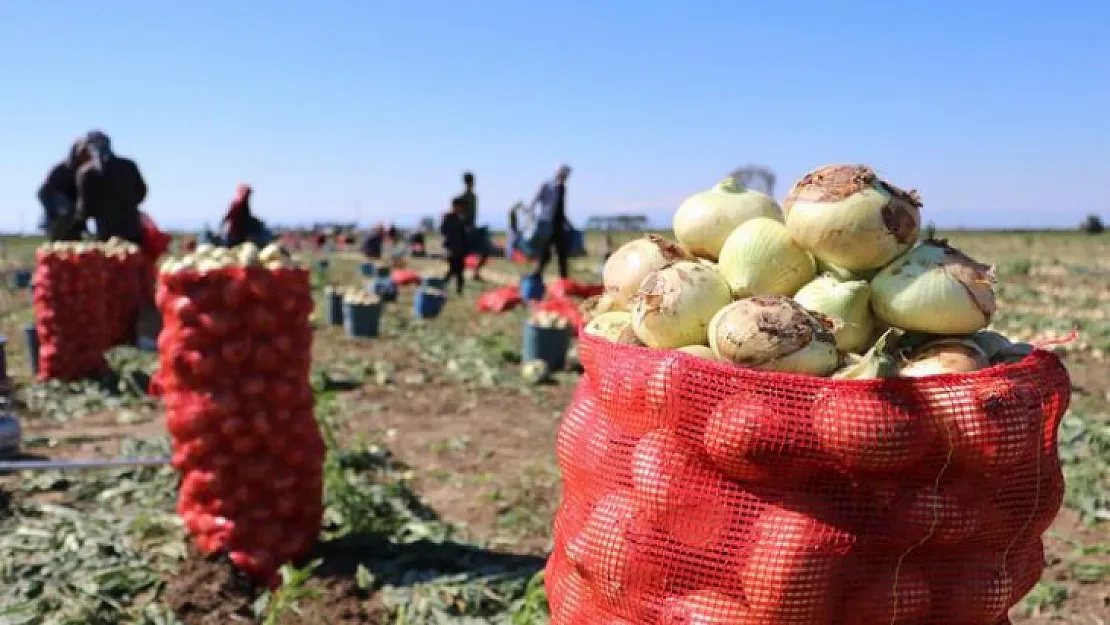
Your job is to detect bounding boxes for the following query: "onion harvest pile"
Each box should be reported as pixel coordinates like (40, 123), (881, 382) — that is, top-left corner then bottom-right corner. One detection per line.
(32, 242), (111, 380)
(156, 242), (324, 586)
(101, 238), (146, 347)
(548, 164), (1071, 625)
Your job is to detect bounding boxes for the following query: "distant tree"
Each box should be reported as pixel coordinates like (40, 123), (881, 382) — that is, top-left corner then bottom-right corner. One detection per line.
(419, 216), (435, 232)
(1080, 214), (1104, 234)
(728, 164), (777, 197)
(920, 220), (937, 242)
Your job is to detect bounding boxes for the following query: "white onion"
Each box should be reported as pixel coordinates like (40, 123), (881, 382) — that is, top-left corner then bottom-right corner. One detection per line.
(871, 238), (997, 335)
(708, 296), (839, 376)
(717, 217), (815, 298)
(783, 164), (922, 271)
(602, 234), (694, 310)
(672, 177), (782, 260)
(792, 275), (875, 353)
(631, 261), (732, 348)
(583, 311), (641, 344)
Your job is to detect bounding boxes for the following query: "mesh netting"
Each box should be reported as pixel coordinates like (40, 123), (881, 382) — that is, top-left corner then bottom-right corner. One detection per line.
(156, 265), (324, 586)
(33, 249), (109, 381)
(547, 333), (1068, 625)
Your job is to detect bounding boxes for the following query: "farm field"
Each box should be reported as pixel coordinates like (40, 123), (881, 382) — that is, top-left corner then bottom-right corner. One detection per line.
(0, 230), (1108, 624)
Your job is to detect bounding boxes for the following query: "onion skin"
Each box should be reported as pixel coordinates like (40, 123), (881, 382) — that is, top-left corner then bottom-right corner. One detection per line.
(900, 338), (989, 377)
(717, 217), (815, 298)
(584, 311), (642, 345)
(631, 261), (732, 348)
(784, 164), (922, 271)
(602, 235), (694, 310)
(708, 296), (839, 376)
(871, 238), (998, 335)
(673, 177), (782, 261)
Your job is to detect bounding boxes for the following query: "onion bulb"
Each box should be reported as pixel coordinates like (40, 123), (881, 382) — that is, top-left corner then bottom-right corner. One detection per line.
(677, 344), (719, 361)
(631, 261), (732, 348)
(900, 338), (989, 377)
(793, 275), (874, 353)
(708, 296), (839, 376)
(832, 328), (903, 379)
(584, 311), (641, 344)
(672, 177), (782, 260)
(602, 235), (694, 310)
(717, 217), (815, 298)
(783, 164), (922, 271)
(871, 239), (997, 335)
(579, 293), (618, 323)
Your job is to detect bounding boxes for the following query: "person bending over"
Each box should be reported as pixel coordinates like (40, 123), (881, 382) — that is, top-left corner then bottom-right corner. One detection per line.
(440, 196), (469, 295)
(74, 131), (147, 244)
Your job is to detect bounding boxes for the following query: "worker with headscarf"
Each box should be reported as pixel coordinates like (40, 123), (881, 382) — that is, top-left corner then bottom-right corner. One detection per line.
(221, 184), (254, 247)
(529, 164), (573, 279)
(74, 130), (148, 244)
(36, 139), (86, 241)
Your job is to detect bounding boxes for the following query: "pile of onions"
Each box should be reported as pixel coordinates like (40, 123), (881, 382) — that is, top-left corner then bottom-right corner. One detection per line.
(580, 164), (1031, 378)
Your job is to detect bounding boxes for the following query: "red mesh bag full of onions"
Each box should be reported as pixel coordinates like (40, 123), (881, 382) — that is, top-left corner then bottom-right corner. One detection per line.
(548, 165), (1070, 625)
(102, 239), (146, 347)
(156, 243), (323, 587)
(32, 242), (110, 381)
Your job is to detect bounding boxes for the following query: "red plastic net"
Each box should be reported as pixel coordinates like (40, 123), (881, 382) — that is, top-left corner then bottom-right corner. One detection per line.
(32, 249), (109, 381)
(156, 265), (324, 586)
(477, 286), (523, 313)
(532, 297), (585, 337)
(103, 249), (146, 347)
(547, 334), (1069, 625)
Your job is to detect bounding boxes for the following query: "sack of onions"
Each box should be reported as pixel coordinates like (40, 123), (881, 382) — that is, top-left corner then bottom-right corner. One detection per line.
(547, 165), (1072, 625)
(32, 242), (110, 381)
(157, 242), (324, 587)
(102, 237), (144, 347)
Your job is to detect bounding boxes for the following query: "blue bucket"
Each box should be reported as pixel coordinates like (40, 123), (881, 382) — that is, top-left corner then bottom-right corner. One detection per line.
(421, 276), (447, 290)
(376, 265), (392, 279)
(413, 289), (446, 319)
(13, 270), (31, 289)
(343, 302), (381, 338)
(372, 278), (398, 303)
(359, 261), (376, 277)
(327, 290), (345, 326)
(568, 228), (587, 257)
(522, 322), (571, 371)
(24, 325), (39, 376)
(520, 274), (546, 302)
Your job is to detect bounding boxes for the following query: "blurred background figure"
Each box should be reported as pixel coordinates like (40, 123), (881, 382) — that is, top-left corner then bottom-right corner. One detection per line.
(221, 183), (254, 247)
(457, 172), (489, 281)
(74, 130), (148, 245)
(36, 138), (87, 241)
(530, 164), (573, 279)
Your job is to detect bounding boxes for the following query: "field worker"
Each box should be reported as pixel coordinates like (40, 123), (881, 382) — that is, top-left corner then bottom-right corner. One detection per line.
(440, 196), (469, 294)
(530, 164), (573, 279)
(36, 138), (86, 241)
(74, 131), (148, 244)
(506, 202), (522, 260)
(221, 183), (254, 246)
(457, 172), (489, 281)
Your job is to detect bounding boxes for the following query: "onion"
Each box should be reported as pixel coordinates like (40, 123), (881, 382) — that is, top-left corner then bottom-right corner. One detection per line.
(783, 164), (922, 271)
(672, 177), (782, 260)
(584, 311), (641, 344)
(717, 217), (815, 298)
(792, 275), (874, 353)
(708, 296), (839, 376)
(631, 261), (732, 348)
(871, 238), (997, 335)
(579, 293), (618, 323)
(676, 344), (718, 361)
(602, 235), (694, 310)
(900, 338), (989, 377)
(832, 328), (902, 379)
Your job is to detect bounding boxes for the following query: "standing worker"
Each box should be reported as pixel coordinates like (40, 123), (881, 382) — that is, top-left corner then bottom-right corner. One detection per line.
(530, 164), (573, 279)
(36, 139), (86, 241)
(440, 196), (469, 295)
(74, 131), (148, 244)
(457, 172), (488, 281)
(221, 184), (254, 247)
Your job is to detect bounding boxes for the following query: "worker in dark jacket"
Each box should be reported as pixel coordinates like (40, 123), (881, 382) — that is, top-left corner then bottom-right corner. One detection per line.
(74, 131), (148, 244)
(440, 196), (469, 295)
(36, 139), (86, 241)
(221, 184), (254, 246)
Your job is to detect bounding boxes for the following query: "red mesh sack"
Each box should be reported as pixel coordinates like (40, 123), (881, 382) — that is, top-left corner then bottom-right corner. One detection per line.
(140, 212), (172, 262)
(156, 263), (324, 587)
(103, 248), (145, 347)
(531, 297), (584, 336)
(549, 278), (604, 299)
(547, 334), (1069, 625)
(476, 286), (523, 313)
(465, 254), (481, 269)
(32, 247), (109, 381)
(390, 269), (421, 286)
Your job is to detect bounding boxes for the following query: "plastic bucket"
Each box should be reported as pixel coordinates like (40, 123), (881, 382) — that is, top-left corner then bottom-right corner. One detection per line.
(327, 291), (345, 326)
(372, 278), (398, 303)
(24, 325), (39, 376)
(522, 322), (571, 371)
(413, 289), (446, 319)
(520, 274), (546, 302)
(13, 270), (31, 289)
(343, 302), (381, 338)
(359, 261), (376, 277)
(421, 276), (447, 290)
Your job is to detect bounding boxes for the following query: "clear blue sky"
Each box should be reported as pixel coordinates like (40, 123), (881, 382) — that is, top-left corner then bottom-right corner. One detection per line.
(1, 1), (1106, 233)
